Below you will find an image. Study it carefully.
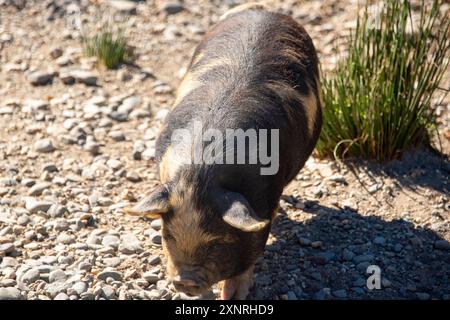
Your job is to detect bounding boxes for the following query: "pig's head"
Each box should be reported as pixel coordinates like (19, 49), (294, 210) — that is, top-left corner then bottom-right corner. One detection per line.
(125, 181), (270, 297)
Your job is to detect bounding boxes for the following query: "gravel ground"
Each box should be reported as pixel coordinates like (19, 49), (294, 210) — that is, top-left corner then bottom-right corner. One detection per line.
(0, 0), (449, 300)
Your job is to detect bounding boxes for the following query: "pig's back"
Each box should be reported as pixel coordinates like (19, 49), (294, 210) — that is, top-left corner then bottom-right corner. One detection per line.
(156, 8), (322, 217)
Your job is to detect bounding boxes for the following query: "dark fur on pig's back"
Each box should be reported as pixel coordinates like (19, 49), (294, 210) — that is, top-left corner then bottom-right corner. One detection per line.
(156, 9), (322, 220)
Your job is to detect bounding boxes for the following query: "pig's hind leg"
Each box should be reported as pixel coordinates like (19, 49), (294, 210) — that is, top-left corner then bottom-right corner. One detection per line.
(220, 265), (255, 300)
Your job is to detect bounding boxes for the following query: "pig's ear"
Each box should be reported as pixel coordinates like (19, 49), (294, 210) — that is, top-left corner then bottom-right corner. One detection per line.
(220, 191), (270, 232)
(124, 184), (171, 219)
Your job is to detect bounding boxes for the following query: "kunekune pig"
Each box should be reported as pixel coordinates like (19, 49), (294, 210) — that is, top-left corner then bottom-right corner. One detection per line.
(126, 4), (322, 300)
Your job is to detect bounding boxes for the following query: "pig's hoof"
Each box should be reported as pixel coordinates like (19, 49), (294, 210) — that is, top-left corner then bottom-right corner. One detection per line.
(220, 268), (254, 300)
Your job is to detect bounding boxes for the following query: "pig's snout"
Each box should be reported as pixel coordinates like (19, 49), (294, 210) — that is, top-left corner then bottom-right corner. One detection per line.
(171, 270), (209, 296)
(173, 276), (197, 287)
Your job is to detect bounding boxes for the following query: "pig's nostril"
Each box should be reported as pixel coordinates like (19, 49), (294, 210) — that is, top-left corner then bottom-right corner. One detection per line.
(173, 277), (199, 288)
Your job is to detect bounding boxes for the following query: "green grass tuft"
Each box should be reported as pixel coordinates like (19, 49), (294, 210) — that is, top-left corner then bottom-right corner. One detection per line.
(317, 0), (450, 161)
(82, 24), (132, 69)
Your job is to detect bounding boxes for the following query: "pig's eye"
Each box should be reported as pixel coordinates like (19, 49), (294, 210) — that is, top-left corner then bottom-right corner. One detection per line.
(207, 241), (230, 252)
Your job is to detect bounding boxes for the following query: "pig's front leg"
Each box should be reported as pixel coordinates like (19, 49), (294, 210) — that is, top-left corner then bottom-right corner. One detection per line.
(220, 265), (255, 300)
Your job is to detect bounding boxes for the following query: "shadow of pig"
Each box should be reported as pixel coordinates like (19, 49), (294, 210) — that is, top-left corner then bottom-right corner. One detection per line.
(249, 201), (450, 300)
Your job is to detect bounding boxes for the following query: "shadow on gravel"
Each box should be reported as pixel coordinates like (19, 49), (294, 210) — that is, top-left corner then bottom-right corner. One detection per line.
(249, 201), (450, 300)
(342, 149), (450, 196)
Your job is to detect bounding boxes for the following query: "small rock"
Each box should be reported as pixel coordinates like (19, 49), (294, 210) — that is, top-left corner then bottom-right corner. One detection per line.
(56, 56), (72, 67)
(0, 287), (23, 300)
(132, 141), (145, 160)
(356, 262), (371, 272)
(353, 278), (366, 287)
(18, 215), (30, 225)
(0, 107), (14, 115)
(368, 184), (379, 194)
(107, 159), (122, 170)
(0, 257), (18, 268)
(25, 198), (53, 214)
(20, 268), (40, 284)
(83, 103), (101, 115)
(48, 204), (67, 217)
(311, 251), (335, 265)
(143, 272), (159, 284)
(117, 69), (132, 82)
(298, 237), (311, 246)
(21, 179), (36, 187)
(150, 219), (161, 231)
(352, 287), (365, 295)
(98, 197), (113, 206)
(118, 96), (141, 114)
(24, 99), (48, 111)
(103, 257), (121, 267)
(157, 280), (169, 291)
(54, 292), (70, 300)
(86, 233), (101, 245)
(80, 292), (95, 300)
(63, 118), (79, 130)
(316, 163), (334, 177)
(142, 147), (156, 161)
(97, 270), (122, 282)
(56, 233), (75, 244)
(150, 233), (162, 245)
(332, 289), (347, 299)
(129, 108), (151, 119)
(326, 174), (346, 183)
(34, 139), (55, 153)
(287, 291), (297, 300)
(40, 256), (58, 265)
(88, 194), (98, 207)
(49, 47), (63, 59)
(108, 111), (128, 122)
(124, 269), (138, 280)
(28, 182), (51, 196)
(393, 243), (403, 253)
(109, 131), (126, 142)
(342, 199), (358, 211)
(54, 218), (69, 231)
(294, 202), (305, 209)
(126, 171), (141, 182)
(311, 241), (323, 248)
(58, 256), (75, 265)
(314, 288), (331, 300)
(42, 163), (58, 173)
(147, 255), (161, 265)
(163, 2), (184, 15)
(381, 278), (391, 288)
(69, 70), (97, 86)
(416, 292), (430, 300)
(72, 282), (87, 295)
(78, 261), (92, 271)
(0, 243), (15, 255)
(353, 254), (374, 264)
(0, 187), (9, 196)
(59, 71), (75, 84)
(102, 235), (120, 248)
(87, 95), (107, 106)
(101, 285), (116, 299)
(49, 269), (67, 283)
(27, 70), (54, 86)
(373, 236), (386, 245)
(46, 282), (69, 298)
(107, 0), (137, 14)
(119, 233), (143, 254)
(342, 248), (355, 261)
(84, 141), (100, 155)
